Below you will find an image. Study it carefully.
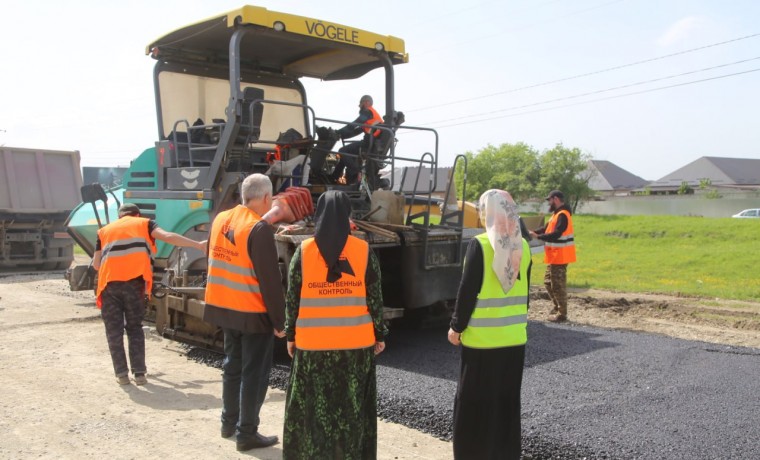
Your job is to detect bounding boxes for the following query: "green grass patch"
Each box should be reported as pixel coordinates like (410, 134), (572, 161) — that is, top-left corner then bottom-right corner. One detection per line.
(73, 214), (757, 301)
(529, 214), (760, 301)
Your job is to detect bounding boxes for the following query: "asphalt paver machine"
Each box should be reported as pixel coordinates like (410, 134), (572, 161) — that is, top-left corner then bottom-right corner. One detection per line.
(66, 5), (473, 347)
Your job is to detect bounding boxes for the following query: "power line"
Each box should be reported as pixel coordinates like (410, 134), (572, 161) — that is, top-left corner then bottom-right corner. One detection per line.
(408, 32), (760, 113)
(405, 0), (564, 31)
(425, 67), (760, 130)
(404, 0), (502, 29)
(415, 0), (629, 57)
(419, 56), (760, 126)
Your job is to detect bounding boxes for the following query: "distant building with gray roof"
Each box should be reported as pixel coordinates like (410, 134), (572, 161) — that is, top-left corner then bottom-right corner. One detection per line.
(646, 156), (760, 193)
(586, 160), (648, 196)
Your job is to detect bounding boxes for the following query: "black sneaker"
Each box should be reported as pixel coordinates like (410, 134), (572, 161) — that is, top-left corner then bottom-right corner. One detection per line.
(237, 432), (278, 451)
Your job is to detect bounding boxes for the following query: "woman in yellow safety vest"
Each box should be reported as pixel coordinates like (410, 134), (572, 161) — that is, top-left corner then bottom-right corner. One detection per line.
(448, 189), (532, 460)
(283, 190), (388, 460)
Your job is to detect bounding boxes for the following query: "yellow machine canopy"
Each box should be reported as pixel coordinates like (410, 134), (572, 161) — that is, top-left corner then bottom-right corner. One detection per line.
(147, 5), (408, 80)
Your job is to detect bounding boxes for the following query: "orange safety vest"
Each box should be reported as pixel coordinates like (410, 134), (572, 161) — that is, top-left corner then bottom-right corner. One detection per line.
(96, 216), (156, 307)
(296, 235), (375, 351)
(204, 205), (267, 313)
(364, 106), (383, 138)
(543, 209), (576, 264)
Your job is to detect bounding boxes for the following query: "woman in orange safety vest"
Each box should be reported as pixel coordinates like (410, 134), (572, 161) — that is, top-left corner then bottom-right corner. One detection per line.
(282, 191), (387, 460)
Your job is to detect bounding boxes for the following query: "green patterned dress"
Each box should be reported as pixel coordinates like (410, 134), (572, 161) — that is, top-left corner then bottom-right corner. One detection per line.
(283, 245), (387, 460)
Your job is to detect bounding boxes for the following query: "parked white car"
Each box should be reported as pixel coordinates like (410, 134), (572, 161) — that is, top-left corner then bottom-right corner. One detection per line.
(732, 208), (760, 218)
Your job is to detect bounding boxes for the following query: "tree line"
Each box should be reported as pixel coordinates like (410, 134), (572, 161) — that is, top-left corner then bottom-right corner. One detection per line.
(453, 142), (595, 212)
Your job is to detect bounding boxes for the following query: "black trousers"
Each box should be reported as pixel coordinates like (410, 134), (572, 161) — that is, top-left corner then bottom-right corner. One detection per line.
(331, 141), (362, 184)
(221, 329), (274, 438)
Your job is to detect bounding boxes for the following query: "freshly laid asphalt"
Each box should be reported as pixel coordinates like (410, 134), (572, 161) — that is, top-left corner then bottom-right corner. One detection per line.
(372, 321), (760, 459)
(238, 319), (758, 459)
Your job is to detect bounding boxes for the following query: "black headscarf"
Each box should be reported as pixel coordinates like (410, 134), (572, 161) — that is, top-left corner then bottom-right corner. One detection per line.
(314, 190), (352, 282)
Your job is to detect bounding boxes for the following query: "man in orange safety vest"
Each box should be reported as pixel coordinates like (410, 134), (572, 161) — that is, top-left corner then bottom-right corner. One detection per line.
(93, 203), (206, 385)
(529, 190), (576, 322)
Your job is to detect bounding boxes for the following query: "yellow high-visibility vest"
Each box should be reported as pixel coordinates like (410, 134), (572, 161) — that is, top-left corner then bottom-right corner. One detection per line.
(461, 234), (530, 349)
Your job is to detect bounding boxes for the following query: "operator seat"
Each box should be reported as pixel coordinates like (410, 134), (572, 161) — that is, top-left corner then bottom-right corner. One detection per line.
(365, 110), (404, 190)
(240, 86), (264, 144)
(227, 86), (265, 170)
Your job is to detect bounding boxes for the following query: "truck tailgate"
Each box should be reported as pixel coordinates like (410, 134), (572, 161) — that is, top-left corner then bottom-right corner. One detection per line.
(0, 147), (83, 213)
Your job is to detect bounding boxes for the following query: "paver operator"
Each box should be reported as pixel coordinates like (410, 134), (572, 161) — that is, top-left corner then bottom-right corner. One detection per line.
(329, 94), (383, 186)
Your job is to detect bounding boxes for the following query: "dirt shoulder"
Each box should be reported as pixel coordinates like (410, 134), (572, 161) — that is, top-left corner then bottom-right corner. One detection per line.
(0, 272), (451, 460)
(529, 287), (760, 349)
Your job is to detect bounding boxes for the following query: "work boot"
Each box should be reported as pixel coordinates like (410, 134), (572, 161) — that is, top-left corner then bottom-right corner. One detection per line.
(237, 432), (278, 451)
(116, 375), (130, 385)
(134, 373), (147, 385)
(548, 314), (567, 323)
(221, 424), (236, 439)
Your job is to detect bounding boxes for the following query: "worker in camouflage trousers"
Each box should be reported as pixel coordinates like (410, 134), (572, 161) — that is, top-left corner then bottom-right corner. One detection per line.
(93, 203), (206, 385)
(100, 278), (148, 380)
(530, 190), (576, 322)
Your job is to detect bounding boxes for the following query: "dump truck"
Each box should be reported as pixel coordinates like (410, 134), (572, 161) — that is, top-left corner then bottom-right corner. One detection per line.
(0, 147), (82, 270)
(65, 5), (475, 348)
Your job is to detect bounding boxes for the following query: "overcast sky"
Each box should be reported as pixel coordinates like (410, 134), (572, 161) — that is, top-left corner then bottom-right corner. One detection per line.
(1, 0), (758, 180)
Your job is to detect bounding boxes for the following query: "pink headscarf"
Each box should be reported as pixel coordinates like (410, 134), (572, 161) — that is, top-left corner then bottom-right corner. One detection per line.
(478, 189), (523, 292)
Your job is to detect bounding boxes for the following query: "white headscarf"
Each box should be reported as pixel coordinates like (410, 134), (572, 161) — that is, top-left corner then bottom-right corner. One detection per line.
(478, 189), (523, 293)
